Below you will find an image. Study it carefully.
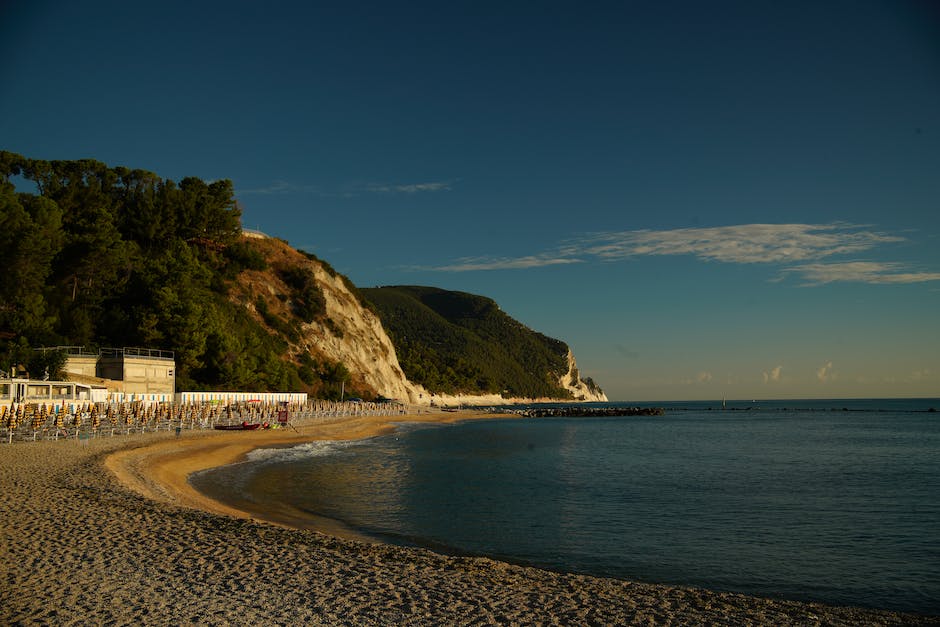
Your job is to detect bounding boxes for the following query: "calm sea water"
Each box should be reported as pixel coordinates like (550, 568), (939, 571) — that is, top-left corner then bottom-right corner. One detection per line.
(192, 399), (940, 614)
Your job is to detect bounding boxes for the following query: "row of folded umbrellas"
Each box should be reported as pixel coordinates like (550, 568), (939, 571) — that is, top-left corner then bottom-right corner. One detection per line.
(0, 400), (305, 431)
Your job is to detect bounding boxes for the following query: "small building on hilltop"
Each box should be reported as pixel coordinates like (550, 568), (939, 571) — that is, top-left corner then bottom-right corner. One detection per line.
(46, 346), (177, 399)
(95, 347), (176, 396)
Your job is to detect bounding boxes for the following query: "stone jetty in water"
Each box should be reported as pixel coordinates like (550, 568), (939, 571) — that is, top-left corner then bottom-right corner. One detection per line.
(514, 406), (665, 418)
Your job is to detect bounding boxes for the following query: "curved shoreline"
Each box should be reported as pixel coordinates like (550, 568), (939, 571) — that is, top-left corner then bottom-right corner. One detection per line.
(106, 411), (511, 542)
(2, 414), (934, 625)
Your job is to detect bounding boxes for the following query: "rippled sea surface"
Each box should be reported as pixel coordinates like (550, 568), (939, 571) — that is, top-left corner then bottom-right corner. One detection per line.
(192, 399), (940, 613)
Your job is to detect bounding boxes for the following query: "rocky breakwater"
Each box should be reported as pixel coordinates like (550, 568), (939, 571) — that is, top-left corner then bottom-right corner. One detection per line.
(515, 406), (665, 418)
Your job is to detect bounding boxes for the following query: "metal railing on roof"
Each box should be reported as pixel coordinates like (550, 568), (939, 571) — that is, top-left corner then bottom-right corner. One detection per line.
(33, 346), (175, 360)
(33, 346), (98, 357)
(98, 347), (175, 360)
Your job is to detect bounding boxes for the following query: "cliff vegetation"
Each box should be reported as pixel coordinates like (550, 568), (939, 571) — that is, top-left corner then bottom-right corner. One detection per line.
(360, 286), (593, 399)
(0, 151), (603, 402)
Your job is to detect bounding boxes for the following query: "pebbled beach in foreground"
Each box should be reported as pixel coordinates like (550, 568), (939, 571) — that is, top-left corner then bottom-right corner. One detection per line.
(2, 413), (935, 626)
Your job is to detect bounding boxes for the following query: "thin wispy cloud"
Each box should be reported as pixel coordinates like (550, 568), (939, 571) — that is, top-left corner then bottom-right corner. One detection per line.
(579, 223), (900, 264)
(779, 261), (940, 286)
(613, 345), (640, 359)
(366, 181), (453, 194)
(238, 179), (454, 197)
(237, 180), (321, 195)
(431, 255), (583, 272)
(425, 223), (938, 285)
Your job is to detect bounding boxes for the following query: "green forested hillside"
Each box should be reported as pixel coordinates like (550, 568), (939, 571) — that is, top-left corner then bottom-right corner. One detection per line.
(0, 151), (343, 393)
(360, 286), (574, 398)
(1, 151), (594, 401)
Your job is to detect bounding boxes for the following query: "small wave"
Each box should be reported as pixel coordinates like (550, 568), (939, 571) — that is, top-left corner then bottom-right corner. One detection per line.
(241, 423), (443, 466)
(246, 439), (364, 464)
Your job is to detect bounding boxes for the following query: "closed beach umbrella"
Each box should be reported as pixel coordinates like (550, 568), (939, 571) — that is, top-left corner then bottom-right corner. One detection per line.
(30, 406), (42, 431)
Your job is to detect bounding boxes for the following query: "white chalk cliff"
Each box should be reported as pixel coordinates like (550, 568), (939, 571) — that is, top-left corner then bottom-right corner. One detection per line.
(303, 261), (424, 404)
(240, 235), (606, 406)
(559, 349), (608, 402)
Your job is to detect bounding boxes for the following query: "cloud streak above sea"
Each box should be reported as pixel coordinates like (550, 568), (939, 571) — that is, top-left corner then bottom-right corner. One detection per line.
(236, 180), (322, 195)
(423, 223), (940, 285)
(577, 223), (900, 264)
(365, 181), (453, 194)
(431, 255), (584, 272)
(237, 179), (454, 197)
(778, 261), (940, 286)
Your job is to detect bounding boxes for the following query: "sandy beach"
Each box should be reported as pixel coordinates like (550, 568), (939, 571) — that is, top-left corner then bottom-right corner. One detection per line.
(2, 412), (935, 626)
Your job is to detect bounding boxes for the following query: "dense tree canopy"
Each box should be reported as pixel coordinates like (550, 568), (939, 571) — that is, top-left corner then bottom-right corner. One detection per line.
(0, 151), (308, 391)
(361, 286), (574, 398)
(1, 152), (584, 400)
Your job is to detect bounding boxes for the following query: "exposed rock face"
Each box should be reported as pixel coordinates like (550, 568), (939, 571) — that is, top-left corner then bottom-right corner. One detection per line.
(303, 262), (427, 405)
(240, 235), (605, 406)
(559, 350), (609, 402)
(310, 270), (607, 405)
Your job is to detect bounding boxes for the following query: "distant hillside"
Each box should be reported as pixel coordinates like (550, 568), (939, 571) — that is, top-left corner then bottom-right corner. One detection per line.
(0, 151), (604, 403)
(361, 286), (603, 400)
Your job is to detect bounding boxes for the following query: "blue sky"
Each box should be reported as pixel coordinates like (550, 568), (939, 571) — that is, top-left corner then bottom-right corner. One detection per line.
(2, 1), (938, 400)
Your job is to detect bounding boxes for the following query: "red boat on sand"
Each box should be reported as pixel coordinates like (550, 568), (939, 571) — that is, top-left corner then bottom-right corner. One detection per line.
(214, 422), (262, 431)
